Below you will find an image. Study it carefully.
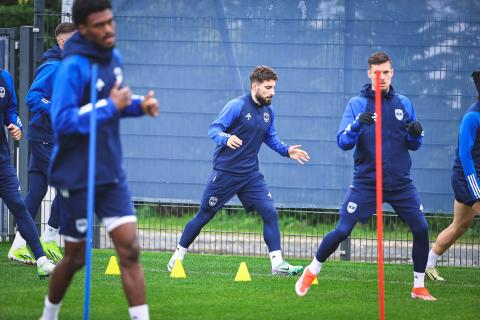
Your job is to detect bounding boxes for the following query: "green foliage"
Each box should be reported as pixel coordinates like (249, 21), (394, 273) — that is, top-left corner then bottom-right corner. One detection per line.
(0, 243), (479, 319)
(0, 4), (33, 28)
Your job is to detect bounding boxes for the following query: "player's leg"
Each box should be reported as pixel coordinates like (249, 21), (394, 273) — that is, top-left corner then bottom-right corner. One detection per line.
(40, 240), (85, 320)
(388, 187), (436, 300)
(296, 187), (368, 296)
(41, 194), (63, 263)
(168, 171), (240, 271)
(237, 171), (301, 275)
(99, 180), (149, 319)
(1, 161), (54, 275)
(426, 200), (477, 280)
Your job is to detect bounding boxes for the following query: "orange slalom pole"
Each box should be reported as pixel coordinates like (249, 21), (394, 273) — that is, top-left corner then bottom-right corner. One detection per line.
(374, 71), (385, 320)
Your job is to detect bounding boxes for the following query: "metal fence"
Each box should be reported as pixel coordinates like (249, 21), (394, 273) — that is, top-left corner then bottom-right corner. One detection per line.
(26, 195), (478, 268)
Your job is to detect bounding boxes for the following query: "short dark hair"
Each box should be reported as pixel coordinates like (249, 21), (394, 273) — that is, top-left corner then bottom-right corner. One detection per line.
(368, 51), (392, 68)
(55, 22), (76, 37)
(250, 65), (278, 85)
(472, 70), (480, 100)
(72, 0), (112, 26)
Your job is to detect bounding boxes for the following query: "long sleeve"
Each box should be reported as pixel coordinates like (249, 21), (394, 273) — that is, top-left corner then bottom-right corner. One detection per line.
(2, 70), (22, 129)
(337, 97), (365, 150)
(400, 95), (423, 151)
(51, 58), (118, 136)
(208, 98), (243, 146)
(263, 109), (289, 157)
(25, 63), (58, 115)
(459, 112), (480, 200)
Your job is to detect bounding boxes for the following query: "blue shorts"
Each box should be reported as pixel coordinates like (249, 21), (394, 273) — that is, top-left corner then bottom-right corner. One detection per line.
(58, 180), (136, 241)
(200, 170), (274, 213)
(451, 171), (477, 206)
(28, 141), (53, 175)
(340, 184), (424, 224)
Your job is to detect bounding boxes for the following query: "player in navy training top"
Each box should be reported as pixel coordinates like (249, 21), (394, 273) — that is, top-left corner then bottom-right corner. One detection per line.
(167, 65), (310, 276)
(295, 52), (436, 301)
(426, 70), (480, 281)
(40, 1), (157, 319)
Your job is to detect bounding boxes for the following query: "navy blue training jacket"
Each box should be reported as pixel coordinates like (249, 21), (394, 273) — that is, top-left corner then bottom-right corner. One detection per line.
(208, 93), (290, 175)
(0, 69), (22, 163)
(337, 84), (423, 191)
(49, 32), (144, 190)
(452, 101), (480, 201)
(26, 44), (62, 143)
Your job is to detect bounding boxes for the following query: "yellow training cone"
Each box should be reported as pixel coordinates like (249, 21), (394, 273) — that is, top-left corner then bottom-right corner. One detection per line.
(234, 262), (251, 281)
(105, 256), (121, 275)
(170, 259), (187, 278)
(312, 277), (319, 285)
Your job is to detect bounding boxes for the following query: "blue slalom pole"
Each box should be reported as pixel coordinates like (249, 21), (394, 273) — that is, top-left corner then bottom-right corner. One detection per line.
(83, 63), (98, 320)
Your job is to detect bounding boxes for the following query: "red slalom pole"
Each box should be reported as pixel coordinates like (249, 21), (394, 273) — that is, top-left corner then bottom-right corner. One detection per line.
(375, 70), (385, 320)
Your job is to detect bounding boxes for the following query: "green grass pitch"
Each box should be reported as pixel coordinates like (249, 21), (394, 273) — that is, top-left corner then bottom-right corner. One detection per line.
(0, 243), (478, 319)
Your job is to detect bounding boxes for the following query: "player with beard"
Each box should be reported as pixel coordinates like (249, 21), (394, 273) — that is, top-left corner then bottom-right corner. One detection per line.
(167, 65), (310, 276)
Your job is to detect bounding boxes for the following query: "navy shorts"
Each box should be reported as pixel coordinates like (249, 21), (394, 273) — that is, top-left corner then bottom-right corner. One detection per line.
(200, 170), (274, 213)
(340, 184), (424, 224)
(58, 180), (136, 241)
(28, 141), (53, 175)
(451, 171), (478, 206)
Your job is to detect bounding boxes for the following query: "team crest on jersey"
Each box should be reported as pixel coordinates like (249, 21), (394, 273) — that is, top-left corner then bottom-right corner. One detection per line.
(96, 78), (105, 91)
(394, 109), (403, 120)
(114, 67), (123, 84)
(0, 86), (5, 98)
(76, 218), (87, 233)
(245, 113), (252, 120)
(347, 202), (358, 214)
(263, 112), (270, 123)
(209, 196), (218, 207)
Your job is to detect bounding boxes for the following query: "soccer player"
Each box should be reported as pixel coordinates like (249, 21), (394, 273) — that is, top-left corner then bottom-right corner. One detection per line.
(0, 68), (55, 277)
(167, 65), (310, 276)
(295, 52), (436, 300)
(39, 1), (158, 319)
(426, 70), (480, 281)
(8, 22), (76, 265)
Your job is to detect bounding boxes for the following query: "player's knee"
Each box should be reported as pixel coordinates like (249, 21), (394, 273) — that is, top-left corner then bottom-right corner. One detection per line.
(259, 205), (277, 224)
(6, 198), (27, 215)
(64, 254), (85, 271)
(195, 209), (216, 226)
(118, 240), (140, 267)
(454, 220), (472, 234)
(334, 225), (352, 241)
(411, 220), (429, 238)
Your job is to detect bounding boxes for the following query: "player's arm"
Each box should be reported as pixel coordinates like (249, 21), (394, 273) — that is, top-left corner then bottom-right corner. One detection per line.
(120, 91), (159, 118)
(337, 98), (374, 150)
(459, 112), (480, 201)
(51, 59), (119, 136)
(26, 63), (57, 115)
(1, 70), (22, 140)
(208, 99), (242, 148)
(401, 96), (424, 151)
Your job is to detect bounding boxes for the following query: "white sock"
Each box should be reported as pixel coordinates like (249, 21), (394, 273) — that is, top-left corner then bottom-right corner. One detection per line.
(37, 256), (48, 266)
(10, 231), (27, 251)
(426, 250), (440, 269)
(170, 245), (187, 262)
(128, 304), (150, 320)
(308, 257), (323, 275)
(269, 250), (283, 269)
(40, 295), (61, 320)
(413, 272), (425, 288)
(42, 226), (59, 243)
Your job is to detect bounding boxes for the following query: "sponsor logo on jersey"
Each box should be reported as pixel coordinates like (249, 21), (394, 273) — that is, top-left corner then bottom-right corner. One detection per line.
(419, 204), (424, 212)
(209, 196), (218, 207)
(0, 87), (5, 98)
(263, 112), (270, 123)
(245, 113), (252, 120)
(76, 218), (87, 233)
(395, 109), (404, 120)
(347, 201), (358, 213)
(267, 192), (272, 199)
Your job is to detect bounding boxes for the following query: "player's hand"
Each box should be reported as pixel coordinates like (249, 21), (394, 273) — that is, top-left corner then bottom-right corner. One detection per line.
(109, 80), (132, 111)
(357, 112), (376, 125)
(141, 90), (159, 117)
(288, 145), (310, 164)
(406, 121), (424, 138)
(226, 135), (242, 150)
(472, 201), (480, 214)
(7, 124), (21, 141)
